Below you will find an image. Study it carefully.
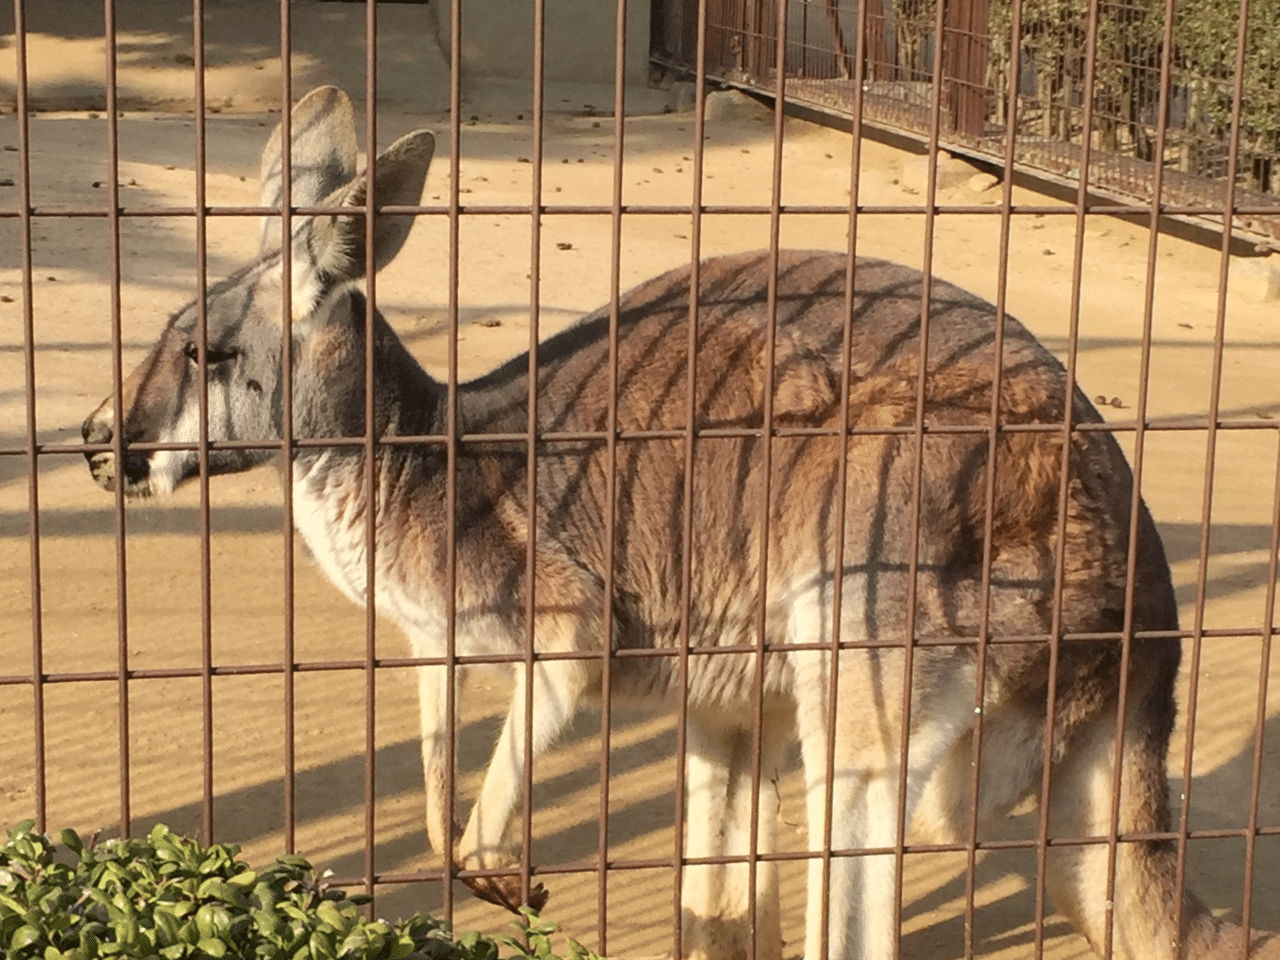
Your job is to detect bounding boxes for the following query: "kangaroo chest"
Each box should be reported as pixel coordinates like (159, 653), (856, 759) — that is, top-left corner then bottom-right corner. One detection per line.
(289, 459), (480, 658)
(291, 461), (370, 603)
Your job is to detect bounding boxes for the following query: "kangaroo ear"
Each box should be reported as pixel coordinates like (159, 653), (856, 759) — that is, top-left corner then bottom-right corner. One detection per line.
(259, 86), (358, 252)
(287, 129), (435, 312)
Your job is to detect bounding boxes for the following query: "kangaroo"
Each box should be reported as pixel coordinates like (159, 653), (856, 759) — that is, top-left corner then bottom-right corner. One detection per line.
(82, 86), (1277, 960)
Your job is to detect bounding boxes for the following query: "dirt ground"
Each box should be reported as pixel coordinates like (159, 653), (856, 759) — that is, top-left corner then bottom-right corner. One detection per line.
(1, 10), (1279, 960)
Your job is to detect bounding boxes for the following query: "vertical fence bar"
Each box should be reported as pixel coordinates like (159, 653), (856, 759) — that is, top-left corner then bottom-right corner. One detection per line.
(1031, 0), (1104, 952)
(16, 0), (1278, 952)
(1100, 0), (1181, 954)
(521, 0), (548, 914)
(746, 1), (792, 957)
(103, 0), (132, 840)
(820, 1), (873, 956)
(894, 0), (954, 949)
(363, 0), (380, 911)
(1240, 434), (1280, 949)
(597, 0), (630, 950)
(1174, 0), (1253, 940)
(278, 0), (298, 857)
(671, 0), (711, 953)
(825, 0), (871, 946)
(962, 0), (1029, 952)
(13, 0), (45, 836)
(442, 0), (463, 926)
(191, 0), (216, 849)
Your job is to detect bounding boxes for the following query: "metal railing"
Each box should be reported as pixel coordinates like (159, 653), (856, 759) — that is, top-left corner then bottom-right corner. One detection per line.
(652, 0), (1280, 247)
(1, 0), (1278, 959)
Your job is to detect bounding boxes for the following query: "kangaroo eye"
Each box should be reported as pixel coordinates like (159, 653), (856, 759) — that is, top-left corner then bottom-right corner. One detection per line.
(183, 342), (239, 365)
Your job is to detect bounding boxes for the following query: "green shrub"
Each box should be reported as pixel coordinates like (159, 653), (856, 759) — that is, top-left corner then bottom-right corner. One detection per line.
(0, 821), (598, 960)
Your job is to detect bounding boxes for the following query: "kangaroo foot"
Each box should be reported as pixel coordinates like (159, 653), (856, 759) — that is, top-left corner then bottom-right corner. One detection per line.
(460, 874), (549, 914)
(454, 850), (549, 914)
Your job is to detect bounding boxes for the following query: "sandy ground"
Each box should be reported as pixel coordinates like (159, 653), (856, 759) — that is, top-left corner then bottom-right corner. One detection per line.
(1, 10), (1279, 960)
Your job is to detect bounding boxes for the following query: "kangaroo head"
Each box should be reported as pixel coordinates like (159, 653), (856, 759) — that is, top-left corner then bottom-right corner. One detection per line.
(81, 86), (435, 497)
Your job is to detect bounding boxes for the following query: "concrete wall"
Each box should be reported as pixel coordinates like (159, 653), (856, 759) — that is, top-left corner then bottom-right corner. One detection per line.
(0, 0), (651, 115)
(431, 0), (651, 89)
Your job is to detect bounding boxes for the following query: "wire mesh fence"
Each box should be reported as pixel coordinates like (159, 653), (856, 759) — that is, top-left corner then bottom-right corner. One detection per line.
(652, 0), (1280, 246)
(0, 0), (1278, 959)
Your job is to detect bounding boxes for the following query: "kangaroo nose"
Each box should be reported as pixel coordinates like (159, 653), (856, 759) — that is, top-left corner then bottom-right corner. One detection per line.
(82, 408), (112, 446)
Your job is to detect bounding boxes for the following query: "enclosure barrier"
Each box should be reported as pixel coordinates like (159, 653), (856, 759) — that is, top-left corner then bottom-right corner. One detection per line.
(652, 0), (1280, 248)
(1, 0), (1278, 959)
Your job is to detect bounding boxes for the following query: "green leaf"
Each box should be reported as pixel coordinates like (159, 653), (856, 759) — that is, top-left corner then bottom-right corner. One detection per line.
(108, 892), (133, 921)
(250, 910), (281, 938)
(207, 905), (233, 940)
(336, 927), (368, 957)
(78, 925), (102, 957)
(250, 883), (279, 912)
(194, 905), (218, 942)
(178, 917), (200, 947)
(11, 923), (45, 953)
(82, 890), (110, 910)
(196, 880), (247, 912)
(56, 831), (83, 857)
(196, 937), (228, 958)
(225, 871), (257, 889)
(153, 907), (182, 947)
(308, 930), (336, 960)
(152, 842), (184, 864)
(113, 916), (139, 949)
(314, 901), (347, 934)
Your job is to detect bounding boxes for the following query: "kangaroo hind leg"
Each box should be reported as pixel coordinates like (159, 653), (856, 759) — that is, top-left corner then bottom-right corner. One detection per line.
(680, 706), (789, 960)
(793, 647), (972, 960)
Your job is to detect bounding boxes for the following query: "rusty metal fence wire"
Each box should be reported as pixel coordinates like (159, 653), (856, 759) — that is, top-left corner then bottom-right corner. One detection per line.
(2, 0), (1279, 958)
(652, 0), (1280, 247)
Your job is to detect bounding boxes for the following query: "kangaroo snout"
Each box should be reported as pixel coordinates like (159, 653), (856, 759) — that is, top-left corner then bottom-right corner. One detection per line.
(81, 401), (150, 494)
(81, 403), (116, 492)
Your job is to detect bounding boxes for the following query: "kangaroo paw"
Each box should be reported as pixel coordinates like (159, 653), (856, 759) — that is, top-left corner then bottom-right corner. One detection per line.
(453, 844), (550, 914)
(459, 872), (549, 914)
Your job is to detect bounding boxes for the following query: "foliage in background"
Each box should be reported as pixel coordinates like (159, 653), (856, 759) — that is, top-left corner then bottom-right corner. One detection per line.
(986, 0), (1277, 165)
(0, 822), (601, 960)
(889, 0), (1277, 187)
(1173, 0), (1280, 153)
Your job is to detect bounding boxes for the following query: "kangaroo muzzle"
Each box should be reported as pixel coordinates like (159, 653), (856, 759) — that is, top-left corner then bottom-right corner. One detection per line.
(81, 402), (151, 495)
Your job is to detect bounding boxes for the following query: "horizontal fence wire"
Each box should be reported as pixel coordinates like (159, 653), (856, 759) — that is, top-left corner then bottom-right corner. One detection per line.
(3, 203), (1280, 217)
(652, 0), (1280, 247)
(10, 416), (1278, 460)
(5, 0), (1277, 955)
(1, 623), (1275, 688)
